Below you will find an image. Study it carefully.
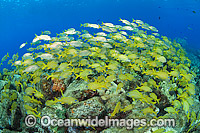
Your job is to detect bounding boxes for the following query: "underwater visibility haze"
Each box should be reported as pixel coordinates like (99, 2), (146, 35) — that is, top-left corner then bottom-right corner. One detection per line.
(0, 0), (200, 132)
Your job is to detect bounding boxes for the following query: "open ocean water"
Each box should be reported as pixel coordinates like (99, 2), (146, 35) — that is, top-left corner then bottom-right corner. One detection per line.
(0, 0), (200, 63)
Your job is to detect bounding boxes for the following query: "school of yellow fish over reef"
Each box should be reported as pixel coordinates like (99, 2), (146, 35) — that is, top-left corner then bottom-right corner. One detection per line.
(0, 18), (199, 132)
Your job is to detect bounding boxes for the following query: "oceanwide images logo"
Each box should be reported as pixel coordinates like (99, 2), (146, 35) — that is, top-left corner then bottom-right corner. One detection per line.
(25, 115), (176, 129)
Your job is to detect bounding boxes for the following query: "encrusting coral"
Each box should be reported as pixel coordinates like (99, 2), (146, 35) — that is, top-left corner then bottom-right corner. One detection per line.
(51, 79), (66, 92)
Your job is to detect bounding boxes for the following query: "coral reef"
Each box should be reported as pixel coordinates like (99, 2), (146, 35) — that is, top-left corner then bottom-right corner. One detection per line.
(67, 97), (105, 119)
(0, 18), (199, 132)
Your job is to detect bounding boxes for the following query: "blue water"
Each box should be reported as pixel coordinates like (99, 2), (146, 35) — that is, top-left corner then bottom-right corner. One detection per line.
(0, 0), (200, 69)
